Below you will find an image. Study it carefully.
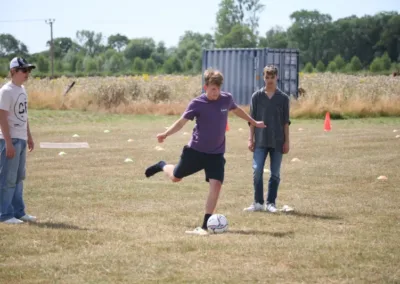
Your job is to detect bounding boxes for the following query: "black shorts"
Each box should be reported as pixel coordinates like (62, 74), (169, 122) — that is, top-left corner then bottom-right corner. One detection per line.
(173, 146), (226, 183)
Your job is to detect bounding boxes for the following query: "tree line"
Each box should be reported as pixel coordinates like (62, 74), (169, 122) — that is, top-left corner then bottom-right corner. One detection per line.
(0, 0), (399, 77)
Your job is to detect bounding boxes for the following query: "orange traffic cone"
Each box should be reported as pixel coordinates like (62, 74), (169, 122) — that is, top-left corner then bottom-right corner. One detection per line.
(324, 112), (331, 131)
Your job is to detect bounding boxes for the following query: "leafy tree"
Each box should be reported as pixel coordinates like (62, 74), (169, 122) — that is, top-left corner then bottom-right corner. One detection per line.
(76, 30), (104, 56)
(107, 34), (129, 51)
(0, 34), (28, 58)
(124, 38), (155, 60)
(259, 26), (288, 48)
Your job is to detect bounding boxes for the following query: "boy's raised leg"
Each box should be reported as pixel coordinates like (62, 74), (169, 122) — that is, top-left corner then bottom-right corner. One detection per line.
(145, 161), (182, 182)
(145, 161), (166, 177)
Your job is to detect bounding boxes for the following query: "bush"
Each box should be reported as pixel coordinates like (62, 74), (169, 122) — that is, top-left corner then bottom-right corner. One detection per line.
(316, 61), (325, 72)
(144, 58), (157, 73)
(369, 57), (383, 73)
(95, 80), (142, 108)
(304, 62), (314, 73)
(381, 52), (391, 70)
(327, 61), (337, 72)
(163, 56), (182, 74)
(146, 82), (171, 103)
(333, 55), (346, 70)
(184, 59), (194, 73)
(83, 57), (97, 73)
(133, 57), (144, 72)
(36, 55), (49, 73)
(349, 56), (362, 72)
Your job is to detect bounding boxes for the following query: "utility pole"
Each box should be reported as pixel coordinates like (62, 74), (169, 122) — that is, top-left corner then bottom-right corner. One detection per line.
(45, 19), (55, 77)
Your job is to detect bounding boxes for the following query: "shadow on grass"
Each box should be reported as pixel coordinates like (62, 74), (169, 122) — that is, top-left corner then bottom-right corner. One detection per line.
(28, 221), (90, 231)
(284, 211), (342, 220)
(227, 230), (294, 238)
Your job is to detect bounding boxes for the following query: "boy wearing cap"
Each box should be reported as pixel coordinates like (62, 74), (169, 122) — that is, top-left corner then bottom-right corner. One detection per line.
(243, 65), (291, 213)
(0, 57), (37, 224)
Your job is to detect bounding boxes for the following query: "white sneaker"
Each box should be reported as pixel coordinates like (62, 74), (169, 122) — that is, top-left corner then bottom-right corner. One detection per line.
(280, 205), (294, 212)
(243, 202), (265, 212)
(19, 214), (37, 222)
(3, 217), (24, 224)
(266, 203), (278, 213)
(185, 227), (209, 236)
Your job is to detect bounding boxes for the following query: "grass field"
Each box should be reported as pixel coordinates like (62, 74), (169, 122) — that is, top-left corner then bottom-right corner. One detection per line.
(0, 110), (399, 283)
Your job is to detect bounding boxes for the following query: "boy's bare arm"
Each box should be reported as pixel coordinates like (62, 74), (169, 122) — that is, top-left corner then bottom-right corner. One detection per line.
(284, 123), (289, 144)
(249, 125), (255, 141)
(27, 120), (35, 151)
(0, 110), (15, 158)
(248, 125), (255, 152)
(282, 95), (290, 153)
(283, 123), (290, 154)
(231, 107), (266, 128)
(164, 117), (189, 137)
(27, 120), (32, 138)
(0, 110), (11, 144)
(157, 117), (189, 142)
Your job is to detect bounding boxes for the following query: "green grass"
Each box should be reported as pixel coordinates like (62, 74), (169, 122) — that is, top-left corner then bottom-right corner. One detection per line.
(1, 110), (399, 283)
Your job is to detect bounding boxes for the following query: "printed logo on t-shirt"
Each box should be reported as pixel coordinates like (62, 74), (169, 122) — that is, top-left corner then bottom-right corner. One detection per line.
(221, 108), (228, 112)
(14, 93), (28, 122)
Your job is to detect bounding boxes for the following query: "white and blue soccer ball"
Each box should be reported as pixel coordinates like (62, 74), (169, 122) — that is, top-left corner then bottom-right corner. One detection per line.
(207, 214), (228, 234)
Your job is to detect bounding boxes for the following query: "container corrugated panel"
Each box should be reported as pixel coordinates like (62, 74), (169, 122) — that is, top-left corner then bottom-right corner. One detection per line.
(202, 48), (300, 105)
(280, 49), (300, 97)
(264, 48), (300, 97)
(202, 48), (265, 105)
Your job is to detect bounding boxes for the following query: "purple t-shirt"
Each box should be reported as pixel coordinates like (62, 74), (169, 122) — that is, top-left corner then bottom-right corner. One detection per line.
(182, 92), (238, 154)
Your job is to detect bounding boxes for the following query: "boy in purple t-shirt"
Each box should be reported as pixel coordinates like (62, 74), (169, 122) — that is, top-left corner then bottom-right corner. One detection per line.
(145, 69), (266, 235)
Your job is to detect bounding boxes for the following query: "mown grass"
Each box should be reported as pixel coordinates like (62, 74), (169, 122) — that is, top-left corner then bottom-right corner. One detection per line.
(0, 110), (399, 283)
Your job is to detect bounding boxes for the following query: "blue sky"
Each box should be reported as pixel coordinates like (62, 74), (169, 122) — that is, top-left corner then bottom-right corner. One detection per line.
(1, 0), (399, 54)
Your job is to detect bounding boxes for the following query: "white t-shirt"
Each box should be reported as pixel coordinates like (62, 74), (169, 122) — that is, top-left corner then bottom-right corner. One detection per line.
(0, 81), (28, 140)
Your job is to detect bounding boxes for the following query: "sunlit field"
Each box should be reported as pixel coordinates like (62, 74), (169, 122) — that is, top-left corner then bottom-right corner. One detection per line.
(0, 110), (399, 283)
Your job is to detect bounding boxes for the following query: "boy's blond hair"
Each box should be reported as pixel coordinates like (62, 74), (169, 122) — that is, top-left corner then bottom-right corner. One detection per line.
(204, 69), (224, 86)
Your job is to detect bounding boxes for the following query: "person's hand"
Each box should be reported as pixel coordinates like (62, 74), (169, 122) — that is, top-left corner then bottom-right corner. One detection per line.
(28, 136), (34, 152)
(248, 139), (255, 152)
(6, 141), (15, 158)
(253, 121), (266, 128)
(157, 133), (167, 143)
(283, 141), (290, 154)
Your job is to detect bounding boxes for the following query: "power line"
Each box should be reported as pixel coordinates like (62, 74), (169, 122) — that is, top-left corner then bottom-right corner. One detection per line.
(0, 19), (47, 23)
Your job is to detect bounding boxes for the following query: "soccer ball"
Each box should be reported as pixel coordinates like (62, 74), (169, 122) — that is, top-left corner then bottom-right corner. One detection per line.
(207, 214), (228, 234)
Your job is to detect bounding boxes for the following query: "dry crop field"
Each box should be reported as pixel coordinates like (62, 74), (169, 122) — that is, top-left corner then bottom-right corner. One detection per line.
(0, 109), (399, 283)
(1, 72), (399, 118)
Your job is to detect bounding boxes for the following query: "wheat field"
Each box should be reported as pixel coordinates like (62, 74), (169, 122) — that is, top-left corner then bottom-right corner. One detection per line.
(1, 73), (399, 118)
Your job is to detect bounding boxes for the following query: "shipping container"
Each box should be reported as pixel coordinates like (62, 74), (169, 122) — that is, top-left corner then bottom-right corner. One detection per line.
(201, 48), (300, 105)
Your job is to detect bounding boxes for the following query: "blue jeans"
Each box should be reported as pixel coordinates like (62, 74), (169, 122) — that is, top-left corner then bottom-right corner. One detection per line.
(253, 147), (283, 205)
(0, 139), (27, 221)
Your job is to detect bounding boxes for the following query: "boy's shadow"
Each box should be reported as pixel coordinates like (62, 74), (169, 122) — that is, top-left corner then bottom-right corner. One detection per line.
(283, 211), (341, 221)
(227, 229), (294, 238)
(28, 221), (90, 231)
